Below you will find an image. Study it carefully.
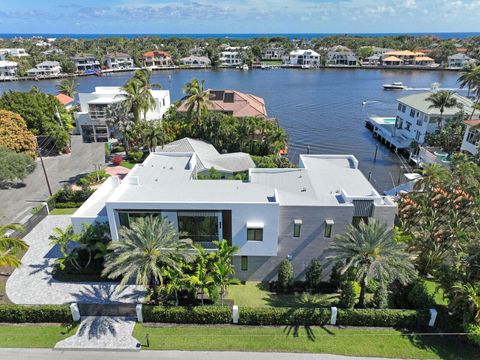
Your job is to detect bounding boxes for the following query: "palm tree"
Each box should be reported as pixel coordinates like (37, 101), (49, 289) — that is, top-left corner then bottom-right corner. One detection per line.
(426, 90), (458, 129)
(141, 120), (165, 152)
(102, 216), (192, 301)
(55, 78), (78, 98)
(212, 239), (239, 305)
(458, 64), (480, 118)
(187, 243), (215, 305)
(451, 282), (480, 323)
(413, 163), (451, 191)
(163, 266), (186, 306)
(122, 71), (158, 122)
(49, 225), (80, 270)
(105, 102), (136, 156)
(0, 224), (28, 268)
(324, 220), (416, 308)
(182, 78), (212, 126)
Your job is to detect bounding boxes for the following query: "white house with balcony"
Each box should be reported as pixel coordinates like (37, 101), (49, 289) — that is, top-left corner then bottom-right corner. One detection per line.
(74, 86), (171, 142)
(448, 53), (476, 69)
(286, 49), (320, 66)
(219, 51), (242, 66)
(105, 53), (135, 70)
(0, 48), (29, 60)
(72, 54), (101, 73)
(460, 119), (480, 156)
(0, 60), (17, 79)
(71, 151), (396, 281)
(27, 61), (62, 77)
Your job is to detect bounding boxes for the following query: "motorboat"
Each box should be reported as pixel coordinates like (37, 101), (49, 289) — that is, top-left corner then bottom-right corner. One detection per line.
(383, 82), (405, 90)
(242, 64), (249, 71)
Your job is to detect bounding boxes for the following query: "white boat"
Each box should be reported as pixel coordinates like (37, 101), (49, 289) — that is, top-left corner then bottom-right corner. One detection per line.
(301, 64), (311, 69)
(242, 64), (249, 71)
(383, 82), (405, 90)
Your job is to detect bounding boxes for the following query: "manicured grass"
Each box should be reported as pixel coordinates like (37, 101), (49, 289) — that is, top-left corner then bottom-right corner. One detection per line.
(0, 323), (77, 348)
(134, 324), (477, 359)
(49, 208), (79, 215)
(424, 280), (448, 306)
(119, 161), (135, 169)
(226, 282), (338, 308)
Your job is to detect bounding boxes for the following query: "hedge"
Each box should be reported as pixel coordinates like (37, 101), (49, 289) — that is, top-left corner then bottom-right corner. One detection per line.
(54, 201), (84, 209)
(238, 307), (330, 325)
(143, 306), (232, 324)
(337, 309), (430, 328)
(0, 305), (71, 323)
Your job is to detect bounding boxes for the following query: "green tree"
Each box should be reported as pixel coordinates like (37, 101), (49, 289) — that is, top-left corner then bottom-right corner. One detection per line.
(0, 147), (36, 187)
(182, 78), (212, 126)
(122, 70), (158, 122)
(451, 282), (480, 323)
(187, 244), (215, 305)
(49, 225), (79, 270)
(372, 281), (389, 309)
(102, 216), (192, 301)
(0, 224), (28, 268)
(305, 258), (323, 291)
(163, 266), (186, 306)
(458, 64), (480, 118)
(0, 110), (37, 157)
(140, 120), (165, 152)
(212, 239), (239, 305)
(426, 90), (458, 128)
(106, 102), (135, 155)
(338, 281), (358, 308)
(55, 78), (78, 98)
(324, 220), (416, 308)
(277, 259), (294, 292)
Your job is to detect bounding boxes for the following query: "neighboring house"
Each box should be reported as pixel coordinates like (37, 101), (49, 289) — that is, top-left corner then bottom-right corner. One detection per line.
(448, 53), (476, 69)
(55, 94), (75, 110)
(371, 47), (394, 57)
(71, 152), (396, 281)
(0, 48), (29, 59)
(143, 51), (172, 68)
(0, 60), (17, 78)
(179, 55), (211, 67)
(263, 47), (286, 60)
(219, 51), (242, 66)
(328, 51), (357, 66)
(286, 49), (320, 66)
(177, 89), (268, 118)
(158, 137), (255, 176)
(26, 61), (61, 77)
(382, 50), (436, 67)
(72, 54), (101, 73)
(460, 119), (480, 156)
(74, 86), (171, 142)
(41, 48), (64, 56)
(105, 53), (135, 70)
(366, 55), (381, 65)
(188, 46), (206, 56)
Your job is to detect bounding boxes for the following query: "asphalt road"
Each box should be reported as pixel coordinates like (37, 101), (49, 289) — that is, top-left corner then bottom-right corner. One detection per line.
(0, 136), (104, 225)
(0, 349), (398, 360)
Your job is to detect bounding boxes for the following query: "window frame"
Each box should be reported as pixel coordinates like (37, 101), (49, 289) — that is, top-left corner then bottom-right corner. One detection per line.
(241, 256), (248, 271)
(247, 228), (263, 241)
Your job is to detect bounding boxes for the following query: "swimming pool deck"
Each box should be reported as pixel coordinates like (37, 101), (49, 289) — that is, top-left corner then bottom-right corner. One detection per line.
(367, 116), (412, 151)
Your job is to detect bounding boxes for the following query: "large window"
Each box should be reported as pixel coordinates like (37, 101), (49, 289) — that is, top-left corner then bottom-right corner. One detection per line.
(293, 219), (302, 238)
(177, 211), (219, 242)
(118, 211), (162, 228)
(241, 256), (248, 271)
(467, 129), (480, 145)
(247, 228), (263, 241)
(324, 219), (334, 238)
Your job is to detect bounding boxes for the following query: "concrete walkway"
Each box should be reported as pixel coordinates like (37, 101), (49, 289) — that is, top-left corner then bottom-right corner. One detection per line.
(6, 215), (146, 305)
(54, 316), (140, 351)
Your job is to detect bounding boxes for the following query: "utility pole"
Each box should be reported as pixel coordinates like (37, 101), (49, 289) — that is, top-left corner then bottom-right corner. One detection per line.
(36, 138), (53, 197)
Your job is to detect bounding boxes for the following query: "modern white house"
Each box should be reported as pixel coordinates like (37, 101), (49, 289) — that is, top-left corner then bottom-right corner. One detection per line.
(460, 119), (480, 156)
(448, 53), (476, 69)
(0, 48), (29, 59)
(74, 86), (171, 142)
(179, 55), (211, 67)
(219, 51), (242, 66)
(71, 151), (396, 281)
(0, 60), (17, 79)
(26, 61), (62, 77)
(72, 54), (101, 73)
(263, 47), (286, 60)
(105, 53), (135, 70)
(286, 49), (320, 66)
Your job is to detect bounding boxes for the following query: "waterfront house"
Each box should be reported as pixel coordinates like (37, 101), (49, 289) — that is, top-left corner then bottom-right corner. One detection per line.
(179, 55), (211, 67)
(74, 86), (171, 142)
(71, 152), (396, 281)
(327, 46), (357, 66)
(371, 47), (394, 57)
(263, 47), (286, 60)
(105, 53), (135, 70)
(219, 51), (242, 66)
(382, 56), (402, 66)
(142, 51), (173, 68)
(72, 54), (101, 73)
(382, 50), (436, 67)
(0, 60), (17, 79)
(460, 119), (480, 156)
(286, 49), (320, 66)
(448, 53), (476, 69)
(26, 61), (61, 77)
(177, 89), (268, 118)
(55, 94), (75, 110)
(0, 48), (29, 60)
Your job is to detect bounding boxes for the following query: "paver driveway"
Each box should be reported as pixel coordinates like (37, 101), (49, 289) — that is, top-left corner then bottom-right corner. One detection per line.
(6, 215), (146, 305)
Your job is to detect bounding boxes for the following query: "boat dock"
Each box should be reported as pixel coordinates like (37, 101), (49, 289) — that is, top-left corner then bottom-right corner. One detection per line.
(366, 116), (412, 153)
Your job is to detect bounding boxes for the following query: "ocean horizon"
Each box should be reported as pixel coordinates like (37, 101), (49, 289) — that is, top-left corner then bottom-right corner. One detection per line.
(1, 32), (480, 40)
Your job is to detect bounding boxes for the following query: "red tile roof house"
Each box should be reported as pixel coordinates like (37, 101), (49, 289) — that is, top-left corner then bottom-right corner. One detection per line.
(55, 93), (75, 109)
(143, 50), (173, 68)
(177, 89), (269, 118)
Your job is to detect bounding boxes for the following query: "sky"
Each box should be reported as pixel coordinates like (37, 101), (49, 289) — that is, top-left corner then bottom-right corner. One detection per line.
(0, 0), (480, 34)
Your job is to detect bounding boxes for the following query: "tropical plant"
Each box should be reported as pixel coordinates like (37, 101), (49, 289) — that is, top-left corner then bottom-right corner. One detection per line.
(122, 70), (158, 122)
(0, 224), (28, 268)
(106, 102), (135, 155)
(413, 163), (451, 191)
(140, 120), (165, 152)
(277, 259), (294, 292)
(458, 64), (480, 118)
(338, 281), (358, 308)
(324, 220), (416, 308)
(426, 90), (458, 128)
(211, 239), (239, 305)
(49, 225), (79, 270)
(102, 216), (192, 300)
(0, 147), (36, 187)
(182, 78), (212, 125)
(372, 281), (389, 309)
(55, 78), (78, 98)
(163, 266), (186, 306)
(305, 258), (323, 291)
(451, 282), (480, 323)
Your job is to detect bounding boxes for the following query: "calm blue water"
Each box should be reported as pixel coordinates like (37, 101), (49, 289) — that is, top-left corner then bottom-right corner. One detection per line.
(1, 32), (479, 40)
(0, 68), (462, 192)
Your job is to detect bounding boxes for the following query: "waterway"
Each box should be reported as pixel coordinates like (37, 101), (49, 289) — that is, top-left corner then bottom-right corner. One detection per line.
(0, 68), (462, 192)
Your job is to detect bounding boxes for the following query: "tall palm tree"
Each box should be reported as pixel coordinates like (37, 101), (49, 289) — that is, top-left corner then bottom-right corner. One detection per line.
(413, 163), (451, 191)
(458, 64), (480, 119)
(102, 216), (192, 300)
(141, 120), (165, 152)
(324, 220), (416, 308)
(0, 224), (28, 268)
(182, 78), (212, 126)
(211, 239), (239, 305)
(55, 78), (79, 98)
(122, 71), (158, 122)
(163, 266), (186, 306)
(426, 90), (458, 129)
(105, 102), (136, 156)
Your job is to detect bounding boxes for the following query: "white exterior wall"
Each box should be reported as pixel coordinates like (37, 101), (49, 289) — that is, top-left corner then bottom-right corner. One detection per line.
(461, 124), (479, 155)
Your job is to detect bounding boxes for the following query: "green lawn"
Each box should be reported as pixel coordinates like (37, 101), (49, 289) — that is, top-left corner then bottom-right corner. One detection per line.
(119, 161), (135, 169)
(0, 324), (77, 348)
(134, 324), (477, 359)
(49, 208), (79, 215)
(226, 282), (338, 307)
(424, 280), (448, 306)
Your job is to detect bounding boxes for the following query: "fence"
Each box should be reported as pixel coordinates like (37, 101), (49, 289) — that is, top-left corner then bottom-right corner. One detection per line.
(8, 204), (50, 239)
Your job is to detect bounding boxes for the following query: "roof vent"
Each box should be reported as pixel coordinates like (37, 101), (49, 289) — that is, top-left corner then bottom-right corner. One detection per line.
(170, 166), (173, 170)
(301, 187), (306, 192)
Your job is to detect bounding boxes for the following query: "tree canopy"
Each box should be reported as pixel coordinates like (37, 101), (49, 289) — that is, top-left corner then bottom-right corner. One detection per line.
(0, 110), (37, 157)
(0, 146), (36, 187)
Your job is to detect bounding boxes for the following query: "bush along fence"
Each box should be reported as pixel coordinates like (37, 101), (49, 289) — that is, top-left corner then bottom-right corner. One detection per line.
(0, 305), (71, 323)
(138, 305), (438, 329)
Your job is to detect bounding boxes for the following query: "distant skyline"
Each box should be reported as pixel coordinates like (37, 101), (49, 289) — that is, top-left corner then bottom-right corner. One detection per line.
(1, 0), (480, 34)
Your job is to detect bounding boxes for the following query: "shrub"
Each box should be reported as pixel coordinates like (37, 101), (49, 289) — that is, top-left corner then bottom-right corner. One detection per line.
(54, 201), (83, 209)
(305, 259), (323, 291)
(277, 259), (294, 292)
(0, 305), (71, 323)
(465, 323), (480, 347)
(143, 306), (232, 324)
(52, 185), (93, 204)
(111, 146), (125, 153)
(408, 281), (435, 309)
(238, 307), (330, 326)
(329, 261), (343, 289)
(337, 309), (428, 328)
(128, 150), (143, 163)
(338, 281), (358, 308)
(0, 110), (37, 157)
(77, 169), (110, 186)
(372, 282), (389, 309)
